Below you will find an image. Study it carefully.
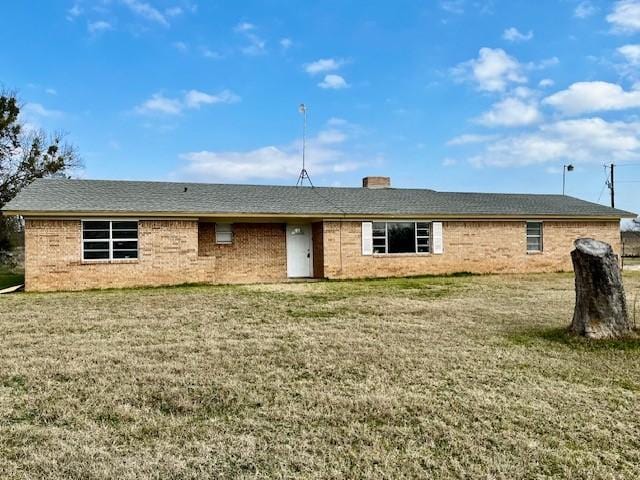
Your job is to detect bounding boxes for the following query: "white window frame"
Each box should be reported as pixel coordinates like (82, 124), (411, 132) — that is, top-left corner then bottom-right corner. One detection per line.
(81, 219), (139, 262)
(371, 221), (432, 255)
(526, 221), (543, 253)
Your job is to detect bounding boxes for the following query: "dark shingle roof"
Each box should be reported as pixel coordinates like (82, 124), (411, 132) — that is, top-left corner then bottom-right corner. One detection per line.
(1, 178), (635, 218)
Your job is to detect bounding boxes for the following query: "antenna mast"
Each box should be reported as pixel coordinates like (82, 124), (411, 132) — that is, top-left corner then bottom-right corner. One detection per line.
(296, 103), (314, 187)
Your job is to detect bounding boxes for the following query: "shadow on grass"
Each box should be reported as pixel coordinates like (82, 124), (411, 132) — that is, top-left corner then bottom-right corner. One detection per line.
(0, 271), (24, 290)
(509, 327), (640, 351)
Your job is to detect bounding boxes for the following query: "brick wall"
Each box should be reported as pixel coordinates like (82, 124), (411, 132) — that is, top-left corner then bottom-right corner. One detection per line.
(23, 218), (622, 291)
(196, 222), (287, 284)
(24, 220), (287, 291)
(322, 220), (622, 279)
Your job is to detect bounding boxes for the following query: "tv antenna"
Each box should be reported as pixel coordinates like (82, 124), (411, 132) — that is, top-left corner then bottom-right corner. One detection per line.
(296, 103), (314, 186)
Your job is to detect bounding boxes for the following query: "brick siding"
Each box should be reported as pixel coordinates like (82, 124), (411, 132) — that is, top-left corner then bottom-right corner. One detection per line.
(24, 220), (287, 291)
(321, 220), (622, 279)
(24, 218), (621, 291)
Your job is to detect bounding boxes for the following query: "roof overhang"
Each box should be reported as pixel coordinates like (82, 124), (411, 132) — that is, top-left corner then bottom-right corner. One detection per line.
(1, 210), (635, 221)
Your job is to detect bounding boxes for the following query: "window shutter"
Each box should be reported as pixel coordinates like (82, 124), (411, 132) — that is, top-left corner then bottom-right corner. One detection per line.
(362, 222), (373, 255)
(432, 222), (443, 254)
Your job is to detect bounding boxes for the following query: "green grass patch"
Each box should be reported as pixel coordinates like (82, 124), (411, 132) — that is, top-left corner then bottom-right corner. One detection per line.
(0, 266), (23, 290)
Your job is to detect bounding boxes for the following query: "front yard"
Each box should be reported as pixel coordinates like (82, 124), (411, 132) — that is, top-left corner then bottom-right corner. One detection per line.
(1, 273), (640, 479)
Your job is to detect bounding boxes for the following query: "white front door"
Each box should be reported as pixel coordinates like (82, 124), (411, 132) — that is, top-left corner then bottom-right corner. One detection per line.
(286, 224), (313, 278)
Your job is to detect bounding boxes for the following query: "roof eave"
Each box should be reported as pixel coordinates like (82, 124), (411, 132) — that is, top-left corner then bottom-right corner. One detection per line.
(2, 209), (635, 220)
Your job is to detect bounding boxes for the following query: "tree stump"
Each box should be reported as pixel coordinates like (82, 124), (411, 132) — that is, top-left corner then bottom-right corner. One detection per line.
(571, 238), (631, 339)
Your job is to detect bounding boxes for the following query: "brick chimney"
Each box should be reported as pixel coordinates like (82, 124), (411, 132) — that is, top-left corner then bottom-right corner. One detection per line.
(362, 176), (391, 189)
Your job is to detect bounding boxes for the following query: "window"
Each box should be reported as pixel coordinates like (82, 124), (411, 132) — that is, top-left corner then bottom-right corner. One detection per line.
(82, 220), (138, 261)
(215, 223), (233, 244)
(526, 222), (543, 252)
(372, 222), (431, 254)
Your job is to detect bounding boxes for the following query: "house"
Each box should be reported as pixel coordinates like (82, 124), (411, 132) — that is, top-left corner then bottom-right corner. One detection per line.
(1, 176), (635, 292)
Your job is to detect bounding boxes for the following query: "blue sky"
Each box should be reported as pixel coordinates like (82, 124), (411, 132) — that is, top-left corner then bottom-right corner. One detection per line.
(3, 0), (640, 215)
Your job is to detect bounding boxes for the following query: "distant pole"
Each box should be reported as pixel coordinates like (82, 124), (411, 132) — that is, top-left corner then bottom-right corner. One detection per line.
(562, 164), (574, 195)
(610, 163), (615, 208)
(296, 103), (313, 187)
(301, 103), (306, 172)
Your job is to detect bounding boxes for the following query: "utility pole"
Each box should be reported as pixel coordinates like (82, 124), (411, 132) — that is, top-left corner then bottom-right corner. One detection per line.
(605, 163), (615, 208)
(562, 164), (574, 195)
(610, 163), (615, 208)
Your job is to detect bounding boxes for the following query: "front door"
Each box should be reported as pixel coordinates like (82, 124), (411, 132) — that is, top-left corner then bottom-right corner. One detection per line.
(286, 224), (313, 278)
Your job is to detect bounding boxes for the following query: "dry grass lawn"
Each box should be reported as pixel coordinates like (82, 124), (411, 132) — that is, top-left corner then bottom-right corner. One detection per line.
(1, 273), (640, 479)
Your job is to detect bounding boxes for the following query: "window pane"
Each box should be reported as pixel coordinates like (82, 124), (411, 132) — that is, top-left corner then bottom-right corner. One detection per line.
(113, 250), (138, 259)
(112, 230), (137, 239)
(526, 222), (541, 236)
(84, 250), (109, 260)
(83, 221), (109, 230)
(373, 245), (386, 254)
(113, 241), (138, 250)
(84, 241), (109, 250)
(112, 221), (138, 230)
(527, 238), (541, 251)
(388, 222), (416, 253)
(417, 237), (430, 253)
(372, 222), (386, 237)
(215, 231), (233, 244)
(83, 230), (109, 239)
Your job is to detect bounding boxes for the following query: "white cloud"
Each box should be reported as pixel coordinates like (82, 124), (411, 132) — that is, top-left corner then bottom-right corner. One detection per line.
(468, 117), (640, 167)
(304, 58), (344, 75)
(318, 74), (349, 89)
(618, 44), (640, 65)
(22, 103), (63, 118)
(87, 20), (113, 35)
(543, 81), (640, 115)
(607, 0), (640, 34)
(173, 41), (188, 52)
(528, 56), (560, 70)
(234, 22), (255, 32)
(502, 27), (533, 42)
(476, 97), (542, 127)
(327, 117), (348, 126)
(538, 78), (554, 88)
(442, 158), (458, 166)
(201, 47), (222, 59)
(280, 38), (293, 49)
(446, 134), (499, 146)
(316, 129), (347, 144)
(121, 0), (168, 26)
(67, 3), (82, 21)
(135, 89), (240, 115)
(452, 47), (526, 92)
(135, 93), (183, 115)
(440, 0), (465, 14)
(234, 21), (266, 55)
(183, 89), (240, 108)
(45, 88), (58, 95)
(165, 6), (183, 17)
(177, 121), (365, 181)
(574, 1), (597, 18)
